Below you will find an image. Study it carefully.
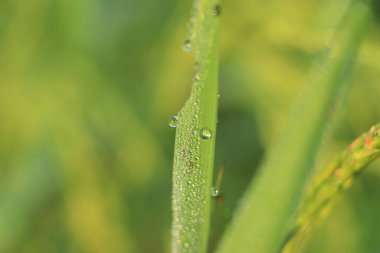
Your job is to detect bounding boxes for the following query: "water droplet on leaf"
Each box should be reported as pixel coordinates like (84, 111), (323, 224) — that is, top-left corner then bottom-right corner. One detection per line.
(169, 115), (179, 128)
(200, 128), (212, 140)
(213, 5), (221, 16)
(211, 187), (219, 197)
(193, 72), (201, 82)
(183, 39), (192, 52)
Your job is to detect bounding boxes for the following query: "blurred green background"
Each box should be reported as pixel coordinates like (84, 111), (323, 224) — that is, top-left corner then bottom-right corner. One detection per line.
(0, 0), (379, 252)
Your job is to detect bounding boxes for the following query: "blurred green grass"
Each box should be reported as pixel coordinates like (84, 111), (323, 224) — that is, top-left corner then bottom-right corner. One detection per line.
(0, 0), (379, 252)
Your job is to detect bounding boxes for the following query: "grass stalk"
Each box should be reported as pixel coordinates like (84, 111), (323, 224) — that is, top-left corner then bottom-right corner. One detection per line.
(171, 0), (221, 252)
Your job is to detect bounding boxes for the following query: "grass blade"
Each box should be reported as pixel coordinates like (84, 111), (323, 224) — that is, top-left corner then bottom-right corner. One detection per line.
(282, 123), (380, 253)
(216, 1), (371, 253)
(171, 0), (221, 253)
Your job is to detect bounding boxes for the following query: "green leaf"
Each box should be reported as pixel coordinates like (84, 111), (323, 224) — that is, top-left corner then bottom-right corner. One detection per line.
(216, 1), (371, 253)
(171, 0), (221, 253)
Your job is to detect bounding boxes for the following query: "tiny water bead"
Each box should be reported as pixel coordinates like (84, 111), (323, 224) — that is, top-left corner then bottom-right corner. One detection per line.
(211, 187), (219, 197)
(213, 5), (221, 16)
(169, 115), (179, 128)
(193, 72), (201, 82)
(200, 128), (212, 140)
(183, 39), (192, 52)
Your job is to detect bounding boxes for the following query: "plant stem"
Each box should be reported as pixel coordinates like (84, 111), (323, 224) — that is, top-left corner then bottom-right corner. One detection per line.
(171, 0), (221, 252)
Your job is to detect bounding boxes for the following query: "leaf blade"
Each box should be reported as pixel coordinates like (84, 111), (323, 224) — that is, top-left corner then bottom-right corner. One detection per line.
(171, 1), (221, 253)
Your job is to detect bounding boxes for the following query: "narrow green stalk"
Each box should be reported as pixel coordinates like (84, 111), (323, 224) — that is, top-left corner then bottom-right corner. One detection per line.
(282, 123), (380, 253)
(171, 0), (221, 252)
(217, 2), (371, 253)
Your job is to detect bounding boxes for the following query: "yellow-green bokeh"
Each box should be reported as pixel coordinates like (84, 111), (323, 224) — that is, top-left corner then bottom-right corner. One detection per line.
(0, 0), (379, 252)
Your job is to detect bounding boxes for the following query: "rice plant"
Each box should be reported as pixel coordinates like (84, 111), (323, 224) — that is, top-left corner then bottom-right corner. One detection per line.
(0, 0), (379, 252)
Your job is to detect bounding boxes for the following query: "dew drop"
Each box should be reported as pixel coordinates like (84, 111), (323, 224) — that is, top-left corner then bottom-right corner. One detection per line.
(193, 72), (201, 82)
(213, 5), (221, 16)
(183, 39), (192, 52)
(169, 115), (179, 128)
(200, 128), (212, 140)
(211, 187), (219, 197)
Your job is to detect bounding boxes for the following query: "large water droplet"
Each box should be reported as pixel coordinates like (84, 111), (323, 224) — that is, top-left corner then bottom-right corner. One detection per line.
(211, 187), (219, 197)
(200, 128), (212, 140)
(183, 39), (192, 52)
(213, 5), (221, 16)
(169, 115), (179, 128)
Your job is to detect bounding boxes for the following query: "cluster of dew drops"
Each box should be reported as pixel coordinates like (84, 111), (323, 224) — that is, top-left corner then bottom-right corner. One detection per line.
(169, 115), (212, 141)
(182, 4), (221, 54)
(169, 116), (220, 198)
(169, 2), (222, 138)
(169, 4), (222, 201)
